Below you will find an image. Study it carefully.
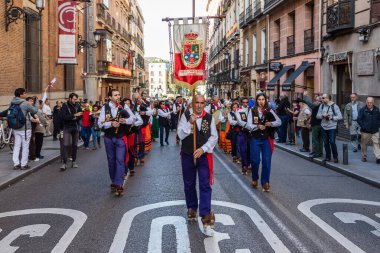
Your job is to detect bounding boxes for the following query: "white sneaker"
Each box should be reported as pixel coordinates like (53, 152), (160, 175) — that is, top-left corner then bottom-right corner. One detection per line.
(33, 158), (40, 162)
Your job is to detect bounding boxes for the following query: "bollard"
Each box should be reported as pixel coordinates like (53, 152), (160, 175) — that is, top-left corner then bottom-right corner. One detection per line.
(343, 143), (348, 165)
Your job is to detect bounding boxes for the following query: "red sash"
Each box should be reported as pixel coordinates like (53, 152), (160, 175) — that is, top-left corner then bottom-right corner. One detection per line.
(206, 153), (214, 185)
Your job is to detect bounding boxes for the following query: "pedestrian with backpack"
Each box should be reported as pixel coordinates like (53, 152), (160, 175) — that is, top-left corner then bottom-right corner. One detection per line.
(9, 88), (39, 170)
(317, 94), (343, 163)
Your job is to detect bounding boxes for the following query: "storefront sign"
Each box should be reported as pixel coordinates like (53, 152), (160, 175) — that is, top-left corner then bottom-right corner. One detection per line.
(58, 0), (77, 64)
(269, 62), (283, 72)
(356, 50), (374, 76)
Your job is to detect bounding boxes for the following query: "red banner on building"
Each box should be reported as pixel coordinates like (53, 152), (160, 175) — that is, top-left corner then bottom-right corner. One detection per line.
(58, 0), (77, 64)
(108, 64), (132, 77)
(173, 22), (207, 90)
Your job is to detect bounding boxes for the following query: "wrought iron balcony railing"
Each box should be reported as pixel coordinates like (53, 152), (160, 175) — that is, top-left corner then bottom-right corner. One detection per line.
(239, 12), (246, 28)
(304, 28), (314, 52)
(254, 0), (263, 17)
(326, 0), (354, 33)
(246, 4), (253, 23)
(287, 35), (295, 56)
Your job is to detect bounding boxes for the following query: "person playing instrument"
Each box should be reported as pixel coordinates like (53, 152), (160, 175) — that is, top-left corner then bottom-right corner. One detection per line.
(177, 95), (218, 230)
(98, 89), (134, 196)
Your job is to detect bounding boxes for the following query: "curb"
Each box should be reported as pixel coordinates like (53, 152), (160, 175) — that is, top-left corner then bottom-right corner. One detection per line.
(275, 144), (380, 189)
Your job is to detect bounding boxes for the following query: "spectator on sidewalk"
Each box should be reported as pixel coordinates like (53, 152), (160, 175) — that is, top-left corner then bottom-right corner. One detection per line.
(81, 103), (92, 150)
(357, 97), (380, 163)
(10, 88), (39, 170)
(90, 105), (101, 149)
(297, 99), (312, 152)
(344, 93), (364, 152)
(317, 94), (343, 163)
(277, 94), (290, 143)
(60, 93), (83, 171)
(286, 99), (300, 145)
(309, 96), (323, 158)
(28, 97), (38, 162)
(52, 100), (62, 141)
(34, 100), (48, 160)
(42, 98), (53, 137)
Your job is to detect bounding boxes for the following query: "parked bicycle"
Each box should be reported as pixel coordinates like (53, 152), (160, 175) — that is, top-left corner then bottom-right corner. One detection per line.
(0, 117), (14, 150)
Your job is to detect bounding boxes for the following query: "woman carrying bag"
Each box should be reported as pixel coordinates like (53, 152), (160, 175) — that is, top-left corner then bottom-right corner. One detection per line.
(247, 93), (281, 192)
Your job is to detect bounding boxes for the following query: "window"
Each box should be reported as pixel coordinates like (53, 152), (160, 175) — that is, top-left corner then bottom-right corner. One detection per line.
(25, 12), (41, 93)
(150, 71), (154, 76)
(150, 78), (153, 82)
(245, 38), (249, 67)
(64, 65), (75, 91)
(252, 34), (257, 65)
(261, 29), (266, 63)
(372, 0), (380, 23)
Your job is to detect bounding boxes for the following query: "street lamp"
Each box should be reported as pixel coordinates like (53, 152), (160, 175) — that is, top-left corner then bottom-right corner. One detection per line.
(5, 0), (45, 32)
(78, 29), (104, 53)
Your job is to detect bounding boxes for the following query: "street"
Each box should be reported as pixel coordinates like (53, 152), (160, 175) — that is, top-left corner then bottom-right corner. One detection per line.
(0, 140), (379, 253)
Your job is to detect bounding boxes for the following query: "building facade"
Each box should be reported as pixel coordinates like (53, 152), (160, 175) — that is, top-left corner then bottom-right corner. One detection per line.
(321, 0), (380, 107)
(0, 0), (86, 109)
(207, 0), (240, 100)
(147, 59), (168, 98)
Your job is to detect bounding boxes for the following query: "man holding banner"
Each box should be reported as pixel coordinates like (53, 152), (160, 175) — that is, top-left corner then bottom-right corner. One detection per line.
(173, 19), (219, 230)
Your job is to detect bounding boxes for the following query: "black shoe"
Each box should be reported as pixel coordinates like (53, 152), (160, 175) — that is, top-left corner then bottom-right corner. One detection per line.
(362, 157), (367, 162)
(166, 141), (169, 145)
(377, 159), (380, 164)
(322, 158), (331, 162)
(21, 165), (31, 170)
(299, 148), (310, 152)
(358, 144), (361, 150)
(38, 155), (44, 159)
(13, 164), (21, 170)
(312, 154), (323, 158)
(353, 148), (358, 152)
(160, 143), (164, 146)
(309, 152), (315, 156)
(333, 158), (338, 163)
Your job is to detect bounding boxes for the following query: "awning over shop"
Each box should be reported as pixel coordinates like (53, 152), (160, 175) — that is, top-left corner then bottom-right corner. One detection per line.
(267, 65), (294, 90)
(282, 61), (313, 91)
(327, 51), (352, 64)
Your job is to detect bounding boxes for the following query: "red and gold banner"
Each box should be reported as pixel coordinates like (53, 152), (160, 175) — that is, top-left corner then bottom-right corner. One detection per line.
(58, 0), (77, 64)
(108, 64), (132, 77)
(173, 22), (208, 90)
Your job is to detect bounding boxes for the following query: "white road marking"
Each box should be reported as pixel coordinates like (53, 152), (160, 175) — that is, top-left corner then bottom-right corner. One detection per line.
(0, 208), (87, 253)
(0, 224), (50, 253)
(147, 216), (191, 253)
(108, 200), (290, 253)
(334, 212), (380, 237)
(214, 152), (308, 253)
(298, 198), (380, 253)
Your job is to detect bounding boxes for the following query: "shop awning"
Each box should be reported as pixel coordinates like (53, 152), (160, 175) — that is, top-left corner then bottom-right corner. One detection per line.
(267, 65), (294, 90)
(282, 61), (313, 91)
(327, 51), (352, 64)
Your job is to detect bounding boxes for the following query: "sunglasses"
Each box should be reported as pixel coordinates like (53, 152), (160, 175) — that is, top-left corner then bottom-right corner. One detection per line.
(321, 97), (326, 99)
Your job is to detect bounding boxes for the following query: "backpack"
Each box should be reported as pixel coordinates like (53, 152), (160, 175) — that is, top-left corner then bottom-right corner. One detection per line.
(7, 103), (26, 129)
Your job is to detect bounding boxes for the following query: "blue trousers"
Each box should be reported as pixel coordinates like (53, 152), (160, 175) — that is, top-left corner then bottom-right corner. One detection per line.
(91, 129), (101, 147)
(250, 138), (272, 185)
(104, 136), (126, 186)
(159, 125), (170, 145)
(322, 128), (338, 159)
(237, 131), (249, 167)
(181, 152), (212, 217)
(82, 126), (92, 148)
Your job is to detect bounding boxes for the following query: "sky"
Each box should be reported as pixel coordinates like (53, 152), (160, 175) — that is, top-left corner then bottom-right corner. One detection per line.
(139, 0), (208, 61)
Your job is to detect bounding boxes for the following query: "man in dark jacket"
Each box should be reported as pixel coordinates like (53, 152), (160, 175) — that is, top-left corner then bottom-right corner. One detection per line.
(277, 94), (290, 143)
(52, 100), (62, 141)
(357, 97), (380, 163)
(59, 93), (83, 171)
(309, 96), (323, 158)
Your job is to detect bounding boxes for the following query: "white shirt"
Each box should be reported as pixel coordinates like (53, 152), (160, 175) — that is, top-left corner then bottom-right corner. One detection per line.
(98, 102), (135, 129)
(246, 108), (282, 131)
(158, 108), (171, 119)
(235, 107), (249, 128)
(177, 112), (218, 153)
(42, 104), (52, 116)
(133, 112), (143, 127)
(173, 103), (183, 114)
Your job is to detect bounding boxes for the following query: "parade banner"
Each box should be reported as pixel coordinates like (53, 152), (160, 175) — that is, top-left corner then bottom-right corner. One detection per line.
(173, 22), (207, 89)
(58, 0), (77, 64)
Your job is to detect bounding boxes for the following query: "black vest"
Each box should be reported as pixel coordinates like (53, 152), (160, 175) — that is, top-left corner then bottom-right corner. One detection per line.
(230, 112), (240, 131)
(141, 114), (150, 128)
(250, 108), (276, 140)
(181, 111), (212, 155)
(102, 103), (129, 138)
(158, 109), (170, 126)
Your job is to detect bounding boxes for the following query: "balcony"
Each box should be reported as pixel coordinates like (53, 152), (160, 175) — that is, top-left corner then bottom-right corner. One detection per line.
(97, 4), (106, 20)
(326, 0), (354, 33)
(106, 12), (112, 27)
(273, 40), (280, 58)
(304, 29), (314, 52)
(287, 35), (295, 56)
(254, 0), (263, 17)
(112, 17), (116, 29)
(239, 12), (246, 28)
(264, 0), (284, 12)
(246, 5), (253, 23)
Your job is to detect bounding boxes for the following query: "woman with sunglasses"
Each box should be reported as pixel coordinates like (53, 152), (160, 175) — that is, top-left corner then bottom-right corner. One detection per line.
(246, 93), (281, 192)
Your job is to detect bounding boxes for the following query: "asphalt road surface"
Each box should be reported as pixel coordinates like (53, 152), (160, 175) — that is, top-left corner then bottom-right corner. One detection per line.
(0, 137), (379, 253)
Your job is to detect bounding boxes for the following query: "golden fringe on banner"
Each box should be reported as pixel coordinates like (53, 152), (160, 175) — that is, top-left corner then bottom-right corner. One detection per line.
(174, 78), (205, 91)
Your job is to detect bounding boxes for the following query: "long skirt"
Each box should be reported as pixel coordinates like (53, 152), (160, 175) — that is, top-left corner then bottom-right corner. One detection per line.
(152, 116), (159, 139)
(145, 123), (152, 152)
(219, 122), (232, 153)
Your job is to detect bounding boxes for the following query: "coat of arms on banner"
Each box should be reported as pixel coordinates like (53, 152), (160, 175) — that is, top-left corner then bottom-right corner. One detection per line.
(182, 32), (203, 68)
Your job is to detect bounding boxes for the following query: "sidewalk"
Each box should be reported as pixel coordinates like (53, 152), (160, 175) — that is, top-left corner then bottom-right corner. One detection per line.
(0, 137), (83, 190)
(275, 134), (380, 188)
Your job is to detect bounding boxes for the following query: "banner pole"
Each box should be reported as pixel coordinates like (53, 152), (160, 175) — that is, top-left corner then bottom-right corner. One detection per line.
(192, 0), (197, 164)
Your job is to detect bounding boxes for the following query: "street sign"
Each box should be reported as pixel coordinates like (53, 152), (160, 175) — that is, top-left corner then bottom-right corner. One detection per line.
(269, 62), (283, 72)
